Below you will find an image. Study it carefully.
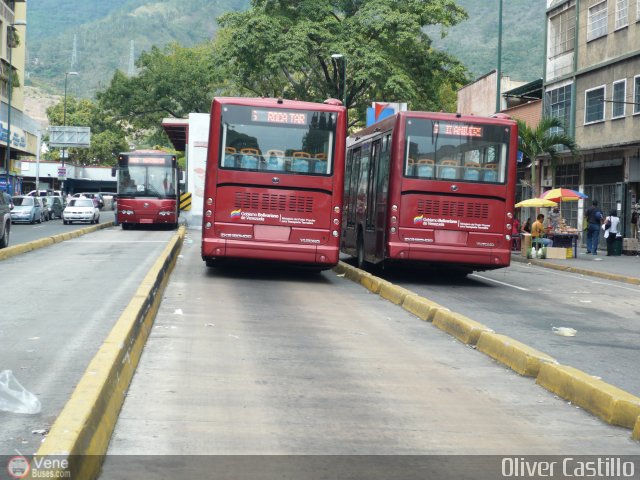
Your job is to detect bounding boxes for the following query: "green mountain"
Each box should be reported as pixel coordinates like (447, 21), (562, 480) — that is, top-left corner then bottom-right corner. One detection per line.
(26, 0), (545, 98)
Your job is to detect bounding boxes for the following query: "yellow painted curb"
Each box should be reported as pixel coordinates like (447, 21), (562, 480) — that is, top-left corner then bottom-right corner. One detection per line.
(344, 264), (363, 282)
(536, 363), (640, 428)
(432, 310), (493, 345)
(333, 262), (347, 275)
(633, 416), (640, 441)
(32, 226), (186, 480)
(476, 332), (558, 377)
(402, 294), (447, 322)
(379, 283), (414, 305)
(359, 272), (386, 294)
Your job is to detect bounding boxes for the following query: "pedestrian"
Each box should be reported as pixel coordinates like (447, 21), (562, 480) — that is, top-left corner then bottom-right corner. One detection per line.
(584, 200), (603, 255)
(603, 209), (620, 256)
(631, 205), (638, 240)
(531, 213), (553, 247)
(522, 217), (531, 234)
(548, 207), (561, 230)
(113, 195), (119, 226)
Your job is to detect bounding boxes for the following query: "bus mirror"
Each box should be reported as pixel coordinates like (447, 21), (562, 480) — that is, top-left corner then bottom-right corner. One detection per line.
(111, 167), (116, 177)
(180, 170), (184, 181)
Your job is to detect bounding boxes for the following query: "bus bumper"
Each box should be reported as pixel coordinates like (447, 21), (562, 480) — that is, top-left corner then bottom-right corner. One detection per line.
(388, 241), (511, 268)
(202, 238), (339, 266)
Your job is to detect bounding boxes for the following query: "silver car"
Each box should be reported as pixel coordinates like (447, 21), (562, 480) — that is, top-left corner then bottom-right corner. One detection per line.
(11, 196), (44, 224)
(63, 198), (100, 224)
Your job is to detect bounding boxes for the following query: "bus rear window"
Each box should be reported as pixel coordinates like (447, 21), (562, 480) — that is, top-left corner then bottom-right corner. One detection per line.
(404, 119), (511, 184)
(219, 105), (337, 176)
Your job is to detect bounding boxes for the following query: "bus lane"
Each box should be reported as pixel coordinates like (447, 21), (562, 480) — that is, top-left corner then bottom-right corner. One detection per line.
(0, 226), (175, 456)
(375, 260), (640, 398)
(101, 231), (637, 477)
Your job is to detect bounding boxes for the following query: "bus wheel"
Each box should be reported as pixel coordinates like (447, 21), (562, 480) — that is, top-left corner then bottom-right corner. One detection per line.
(356, 232), (366, 269)
(205, 258), (218, 268)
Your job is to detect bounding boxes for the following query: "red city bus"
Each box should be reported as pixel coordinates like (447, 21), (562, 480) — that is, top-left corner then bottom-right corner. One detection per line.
(201, 97), (347, 269)
(341, 111), (518, 275)
(112, 150), (181, 229)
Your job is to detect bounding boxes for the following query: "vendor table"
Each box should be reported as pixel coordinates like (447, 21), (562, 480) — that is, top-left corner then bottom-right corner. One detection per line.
(545, 232), (579, 258)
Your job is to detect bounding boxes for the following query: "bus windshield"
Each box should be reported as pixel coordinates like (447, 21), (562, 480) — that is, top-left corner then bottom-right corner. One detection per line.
(118, 164), (177, 198)
(219, 105), (336, 175)
(404, 118), (511, 184)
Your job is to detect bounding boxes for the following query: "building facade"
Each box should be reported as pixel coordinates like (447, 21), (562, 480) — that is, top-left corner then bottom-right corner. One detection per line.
(1, 0), (40, 195)
(544, 0), (640, 236)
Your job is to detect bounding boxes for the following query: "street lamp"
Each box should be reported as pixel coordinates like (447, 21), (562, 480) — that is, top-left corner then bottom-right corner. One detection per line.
(331, 54), (347, 108)
(495, 0), (503, 113)
(61, 71), (78, 193)
(3, 20), (27, 195)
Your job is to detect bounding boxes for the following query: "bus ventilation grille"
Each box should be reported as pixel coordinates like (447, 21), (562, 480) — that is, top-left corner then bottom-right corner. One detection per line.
(234, 192), (313, 213)
(417, 199), (489, 219)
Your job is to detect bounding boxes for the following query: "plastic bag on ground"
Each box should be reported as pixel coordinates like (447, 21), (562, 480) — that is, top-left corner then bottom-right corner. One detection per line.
(0, 370), (41, 414)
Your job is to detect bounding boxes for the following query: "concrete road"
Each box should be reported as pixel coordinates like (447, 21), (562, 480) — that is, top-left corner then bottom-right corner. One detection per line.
(0, 226), (174, 456)
(102, 230), (638, 476)
(9, 210), (117, 246)
(372, 261), (640, 397)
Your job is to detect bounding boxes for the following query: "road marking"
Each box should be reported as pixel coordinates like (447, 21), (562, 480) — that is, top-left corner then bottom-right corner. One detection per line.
(470, 274), (529, 291)
(512, 263), (640, 291)
(66, 240), (168, 243)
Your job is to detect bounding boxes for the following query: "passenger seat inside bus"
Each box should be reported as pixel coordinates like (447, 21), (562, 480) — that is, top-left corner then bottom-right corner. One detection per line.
(266, 150), (285, 170)
(416, 157), (434, 178)
(240, 148), (261, 169)
(224, 147), (237, 167)
(291, 151), (311, 172)
(483, 163), (498, 181)
(314, 153), (327, 173)
(463, 162), (481, 181)
(439, 159), (459, 179)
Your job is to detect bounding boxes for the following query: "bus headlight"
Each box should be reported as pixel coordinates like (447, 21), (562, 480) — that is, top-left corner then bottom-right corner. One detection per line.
(159, 211), (173, 216)
(206, 198), (213, 205)
(205, 222), (212, 229)
(333, 218), (339, 225)
(390, 227), (397, 234)
(391, 205), (398, 212)
(506, 234), (511, 241)
(334, 206), (340, 213)
(332, 230), (339, 237)
(506, 223), (512, 230)
(507, 212), (513, 219)
(206, 210), (212, 217)
(391, 216), (397, 223)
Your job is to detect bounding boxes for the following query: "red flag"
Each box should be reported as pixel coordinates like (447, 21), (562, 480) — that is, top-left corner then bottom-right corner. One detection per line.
(374, 102), (389, 121)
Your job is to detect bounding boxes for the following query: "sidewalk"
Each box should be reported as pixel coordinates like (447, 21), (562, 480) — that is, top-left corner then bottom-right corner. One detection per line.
(511, 246), (640, 285)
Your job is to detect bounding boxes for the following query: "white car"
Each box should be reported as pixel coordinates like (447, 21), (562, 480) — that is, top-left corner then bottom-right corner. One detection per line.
(63, 198), (100, 224)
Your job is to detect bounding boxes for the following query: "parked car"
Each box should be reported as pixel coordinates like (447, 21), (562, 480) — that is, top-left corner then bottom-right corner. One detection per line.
(63, 198), (100, 224)
(72, 192), (104, 210)
(0, 192), (12, 248)
(44, 195), (64, 220)
(11, 196), (44, 224)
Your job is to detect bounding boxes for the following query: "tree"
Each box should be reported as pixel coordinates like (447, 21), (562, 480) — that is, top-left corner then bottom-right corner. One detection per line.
(97, 42), (225, 140)
(217, 0), (470, 127)
(517, 118), (578, 193)
(46, 97), (129, 166)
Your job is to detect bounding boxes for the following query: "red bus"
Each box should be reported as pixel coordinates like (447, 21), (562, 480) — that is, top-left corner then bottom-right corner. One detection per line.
(112, 150), (181, 229)
(341, 111), (518, 275)
(201, 97), (347, 269)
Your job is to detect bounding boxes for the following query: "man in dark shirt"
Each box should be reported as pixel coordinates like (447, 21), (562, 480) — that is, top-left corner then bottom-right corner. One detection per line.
(584, 200), (603, 254)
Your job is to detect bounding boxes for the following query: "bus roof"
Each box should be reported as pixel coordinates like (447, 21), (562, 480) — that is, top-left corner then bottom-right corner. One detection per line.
(212, 97), (345, 113)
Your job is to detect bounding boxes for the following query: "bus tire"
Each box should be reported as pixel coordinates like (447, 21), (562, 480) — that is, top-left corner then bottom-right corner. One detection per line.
(205, 258), (218, 268)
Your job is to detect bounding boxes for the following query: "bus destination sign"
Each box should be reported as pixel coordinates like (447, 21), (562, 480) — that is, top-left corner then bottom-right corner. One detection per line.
(127, 156), (169, 165)
(251, 109), (307, 125)
(433, 123), (483, 138)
